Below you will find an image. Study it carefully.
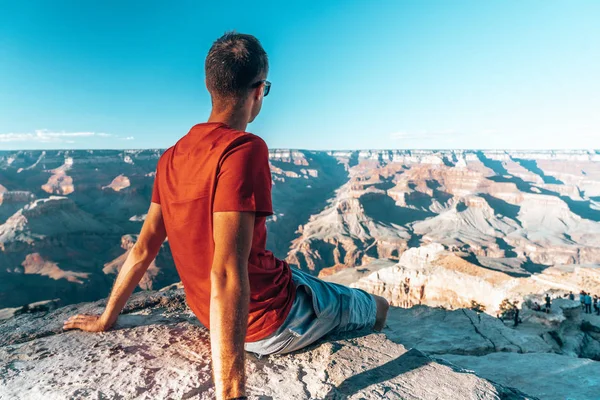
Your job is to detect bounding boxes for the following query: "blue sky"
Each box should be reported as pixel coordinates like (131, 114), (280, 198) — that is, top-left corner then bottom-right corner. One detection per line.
(1, 1), (599, 150)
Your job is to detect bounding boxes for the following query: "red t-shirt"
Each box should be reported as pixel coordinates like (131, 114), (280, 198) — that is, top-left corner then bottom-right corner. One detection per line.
(151, 122), (296, 342)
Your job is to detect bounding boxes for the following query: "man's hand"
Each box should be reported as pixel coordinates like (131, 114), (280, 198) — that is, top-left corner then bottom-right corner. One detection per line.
(63, 314), (110, 332)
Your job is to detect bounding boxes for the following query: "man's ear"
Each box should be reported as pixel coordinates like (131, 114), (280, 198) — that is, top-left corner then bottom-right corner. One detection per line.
(254, 85), (263, 101)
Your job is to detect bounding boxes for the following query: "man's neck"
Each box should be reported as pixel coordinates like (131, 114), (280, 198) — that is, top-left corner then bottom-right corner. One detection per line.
(208, 107), (249, 132)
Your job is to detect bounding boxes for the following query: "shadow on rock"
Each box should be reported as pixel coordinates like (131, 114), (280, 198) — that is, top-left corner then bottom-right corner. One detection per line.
(324, 348), (431, 399)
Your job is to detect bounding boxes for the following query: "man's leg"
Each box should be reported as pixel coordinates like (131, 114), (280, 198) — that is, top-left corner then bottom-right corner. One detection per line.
(246, 269), (389, 356)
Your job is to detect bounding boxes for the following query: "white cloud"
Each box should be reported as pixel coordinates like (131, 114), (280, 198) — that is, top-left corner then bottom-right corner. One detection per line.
(0, 129), (129, 143)
(0, 129), (95, 143)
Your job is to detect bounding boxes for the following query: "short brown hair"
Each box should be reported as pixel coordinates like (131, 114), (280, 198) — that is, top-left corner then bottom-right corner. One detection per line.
(205, 32), (268, 99)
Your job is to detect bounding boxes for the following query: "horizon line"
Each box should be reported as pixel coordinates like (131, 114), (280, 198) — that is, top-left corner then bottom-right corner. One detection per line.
(1, 148), (599, 153)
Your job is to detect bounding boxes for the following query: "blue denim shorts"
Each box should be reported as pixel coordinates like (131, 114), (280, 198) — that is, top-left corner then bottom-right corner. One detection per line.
(245, 268), (377, 356)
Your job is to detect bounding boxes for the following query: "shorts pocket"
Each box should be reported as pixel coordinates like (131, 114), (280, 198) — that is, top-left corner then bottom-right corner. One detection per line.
(291, 270), (338, 321)
(298, 284), (323, 318)
(275, 330), (299, 354)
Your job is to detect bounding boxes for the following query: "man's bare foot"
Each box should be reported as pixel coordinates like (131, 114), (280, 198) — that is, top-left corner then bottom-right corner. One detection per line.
(372, 294), (389, 331)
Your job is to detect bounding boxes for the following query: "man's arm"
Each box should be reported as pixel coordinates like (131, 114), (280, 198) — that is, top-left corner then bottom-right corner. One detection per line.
(63, 202), (167, 332)
(210, 211), (254, 400)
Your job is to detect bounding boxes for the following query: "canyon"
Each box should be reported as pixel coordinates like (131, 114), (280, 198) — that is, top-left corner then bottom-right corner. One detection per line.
(2, 148), (600, 313)
(1, 148), (600, 398)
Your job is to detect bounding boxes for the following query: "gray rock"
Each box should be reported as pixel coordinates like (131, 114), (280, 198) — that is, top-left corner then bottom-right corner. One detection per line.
(384, 306), (552, 356)
(0, 290), (532, 400)
(582, 314), (600, 336)
(442, 352), (600, 400)
(581, 332), (600, 360)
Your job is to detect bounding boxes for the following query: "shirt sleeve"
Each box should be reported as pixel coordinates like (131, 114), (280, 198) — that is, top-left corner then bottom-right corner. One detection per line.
(151, 168), (161, 204)
(213, 135), (273, 216)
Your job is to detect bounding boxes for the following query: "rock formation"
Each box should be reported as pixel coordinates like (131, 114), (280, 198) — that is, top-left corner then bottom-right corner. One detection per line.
(41, 158), (75, 195)
(288, 149), (600, 275)
(346, 245), (600, 315)
(102, 174), (131, 192)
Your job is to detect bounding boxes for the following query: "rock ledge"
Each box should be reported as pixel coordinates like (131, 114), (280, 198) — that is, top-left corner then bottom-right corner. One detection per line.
(0, 289), (532, 399)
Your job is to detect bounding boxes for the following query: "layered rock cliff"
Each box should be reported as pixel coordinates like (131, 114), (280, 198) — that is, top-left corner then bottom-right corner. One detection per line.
(345, 244), (600, 316)
(287, 150), (600, 275)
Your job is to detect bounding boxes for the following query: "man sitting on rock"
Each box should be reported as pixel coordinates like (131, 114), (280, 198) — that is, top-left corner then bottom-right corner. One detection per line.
(63, 32), (389, 400)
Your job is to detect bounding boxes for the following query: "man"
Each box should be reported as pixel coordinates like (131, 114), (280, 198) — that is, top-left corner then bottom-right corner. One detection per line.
(568, 291), (575, 301)
(585, 293), (593, 314)
(63, 32), (389, 399)
(544, 293), (551, 313)
(513, 305), (520, 327)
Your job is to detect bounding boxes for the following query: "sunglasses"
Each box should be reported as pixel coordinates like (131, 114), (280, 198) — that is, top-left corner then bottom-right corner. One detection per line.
(252, 79), (271, 97)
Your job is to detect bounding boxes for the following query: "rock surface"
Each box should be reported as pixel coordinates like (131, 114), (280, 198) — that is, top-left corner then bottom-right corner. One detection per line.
(2, 286), (599, 399)
(0, 290), (531, 400)
(443, 353), (600, 400)
(0, 290), (530, 399)
(385, 307), (552, 356)
(381, 305), (600, 400)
